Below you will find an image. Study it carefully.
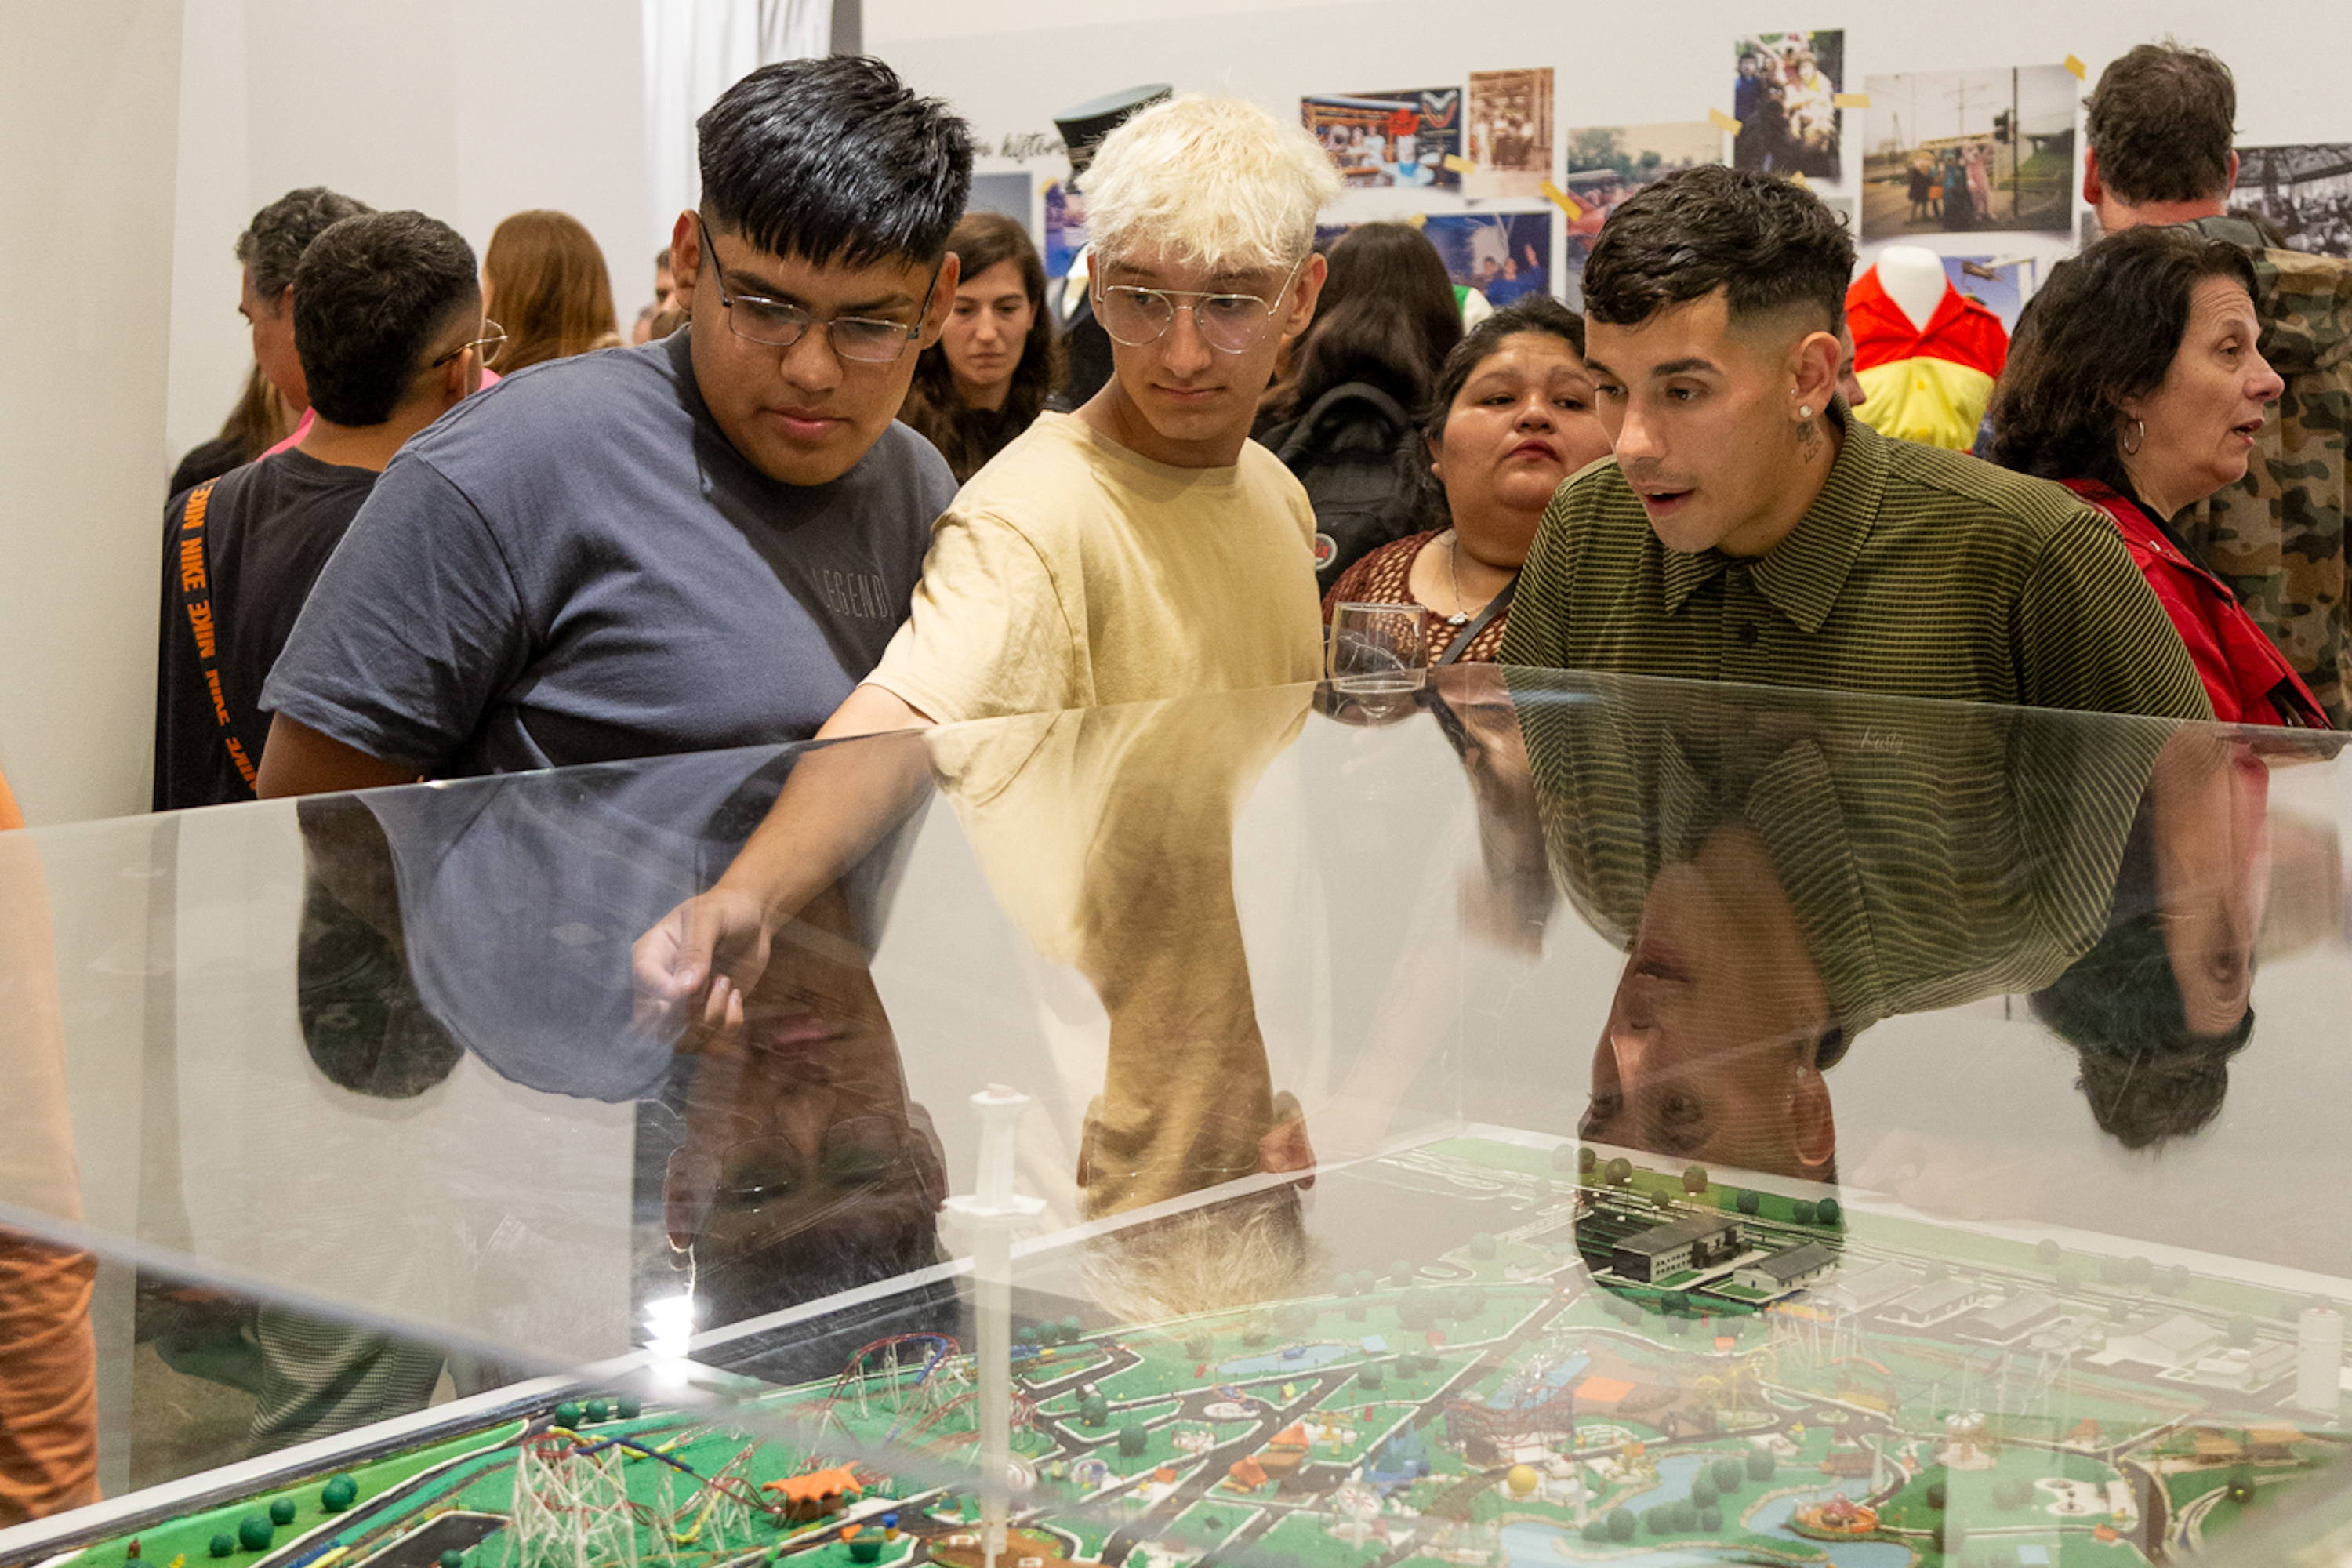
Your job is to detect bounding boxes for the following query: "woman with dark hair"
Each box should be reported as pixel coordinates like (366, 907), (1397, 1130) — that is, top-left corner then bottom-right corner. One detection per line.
(1258, 223), (1465, 587)
(482, 209), (621, 372)
(898, 212), (1061, 482)
(1320, 296), (1609, 664)
(1992, 225), (2325, 728)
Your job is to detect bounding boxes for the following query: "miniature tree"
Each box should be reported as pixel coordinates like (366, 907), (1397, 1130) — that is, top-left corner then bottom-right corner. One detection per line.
(1682, 1163), (1708, 1196)
(1926, 1483), (1947, 1510)
(1671, 1501), (1698, 1531)
(1391, 1258), (1414, 1286)
(2226, 1465), (2255, 1504)
(2125, 1256), (2153, 1288)
(208, 1535), (234, 1559)
(1359, 1362), (1385, 1392)
(238, 1518), (274, 1552)
(320, 1475), (358, 1513)
(268, 1499), (296, 1527)
(1335, 1274), (1359, 1298)
(1735, 1189), (1762, 1217)
(1791, 1199), (1817, 1225)
(1646, 1509), (1672, 1537)
(1816, 1197), (1842, 1226)
(1711, 1457), (1744, 1494)
(1697, 1505), (1722, 1532)
(1746, 1450), (1775, 1480)
(2035, 1239), (2062, 1265)
(1582, 1519), (1610, 1542)
(1184, 1331), (1214, 1361)
(1118, 1425), (1148, 1457)
(1576, 1146), (1597, 1175)
(1273, 1304), (1313, 1338)
(1690, 1475), (1717, 1509)
(1081, 1393), (1111, 1427)
(2161, 1265), (2193, 1295)
(1608, 1508), (1637, 1542)
(1604, 1158), (1632, 1187)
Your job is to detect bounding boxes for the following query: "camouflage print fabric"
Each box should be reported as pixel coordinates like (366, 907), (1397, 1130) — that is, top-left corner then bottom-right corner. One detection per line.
(2180, 217), (2352, 725)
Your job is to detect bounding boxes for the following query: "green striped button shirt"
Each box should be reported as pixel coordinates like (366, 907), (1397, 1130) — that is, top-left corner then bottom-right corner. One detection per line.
(1497, 411), (2215, 722)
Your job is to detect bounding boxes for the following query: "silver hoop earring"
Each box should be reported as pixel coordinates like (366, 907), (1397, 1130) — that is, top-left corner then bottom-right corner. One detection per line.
(2122, 418), (2144, 457)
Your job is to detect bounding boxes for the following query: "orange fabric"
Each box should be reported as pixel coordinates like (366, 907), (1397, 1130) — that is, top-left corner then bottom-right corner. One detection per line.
(0, 1236), (100, 1524)
(0, 764), (100, 1524)
(1846, 269), (2009, 450)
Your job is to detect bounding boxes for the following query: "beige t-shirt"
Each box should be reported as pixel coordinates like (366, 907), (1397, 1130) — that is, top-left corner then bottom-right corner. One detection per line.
(864, 412), (1324, 723)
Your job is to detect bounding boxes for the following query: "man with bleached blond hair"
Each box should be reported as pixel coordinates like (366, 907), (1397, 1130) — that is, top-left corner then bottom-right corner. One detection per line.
(637, 93), (1342, 1031)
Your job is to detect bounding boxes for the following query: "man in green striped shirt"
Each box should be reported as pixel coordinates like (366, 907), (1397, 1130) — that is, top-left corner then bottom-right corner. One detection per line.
(1499, 165), (2212, 723)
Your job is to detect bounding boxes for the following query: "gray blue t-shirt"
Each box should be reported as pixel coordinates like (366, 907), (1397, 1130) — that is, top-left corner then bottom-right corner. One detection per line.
(263, 328), (956, 774)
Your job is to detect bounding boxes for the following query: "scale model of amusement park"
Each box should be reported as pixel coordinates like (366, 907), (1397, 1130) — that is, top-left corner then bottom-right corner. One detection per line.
(25, 1131), (2352, 1568)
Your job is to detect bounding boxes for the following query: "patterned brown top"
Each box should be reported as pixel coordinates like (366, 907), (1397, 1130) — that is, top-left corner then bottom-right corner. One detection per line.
(1321, 530), (1513, 665)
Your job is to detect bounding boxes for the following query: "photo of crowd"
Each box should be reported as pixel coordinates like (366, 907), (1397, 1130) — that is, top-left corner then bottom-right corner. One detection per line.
(2233, 143), (2352, 257)
(1465, 68), (1554, 199)
(1301, 88), (1463, 189)
(1732, 31), (1843, 180)
(1861, 66), (2076, 238)
(1421, 212), (1552, 307)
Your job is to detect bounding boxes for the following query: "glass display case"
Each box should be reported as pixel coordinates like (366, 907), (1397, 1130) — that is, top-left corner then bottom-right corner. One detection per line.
(4, 668), (2351, 1568)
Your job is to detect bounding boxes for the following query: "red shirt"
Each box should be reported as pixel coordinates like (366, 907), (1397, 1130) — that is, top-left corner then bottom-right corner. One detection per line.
(2066, 479), (2328, 728)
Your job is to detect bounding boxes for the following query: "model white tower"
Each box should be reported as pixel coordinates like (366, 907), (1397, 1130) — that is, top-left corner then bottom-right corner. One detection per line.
(944, 1085), (1045, 1568)
(2297, 1304), (2343, 1414)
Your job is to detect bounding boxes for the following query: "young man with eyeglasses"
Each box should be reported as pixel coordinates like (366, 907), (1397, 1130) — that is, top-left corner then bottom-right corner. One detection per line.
(255, 57), (968, 796)
(637, 94), (1341, 1042)
(154, 211), (487, 812)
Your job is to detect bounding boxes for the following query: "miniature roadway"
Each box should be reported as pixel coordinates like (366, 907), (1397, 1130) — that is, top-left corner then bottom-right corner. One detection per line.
(36, 1134), (2352, 1568)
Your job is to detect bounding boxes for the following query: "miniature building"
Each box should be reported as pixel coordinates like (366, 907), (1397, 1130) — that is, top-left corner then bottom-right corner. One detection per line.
(2100, 1312), (2224, 1370)
(1730, 1243), (1835, 1297)
(1814, 1261), (1920, 1316)
(1609, 1214), (1740, 1283)
(762, 1465), (864, 1522)
(1957, 1291), (2060, 1345)
(1882, 1278), (1982, 1327)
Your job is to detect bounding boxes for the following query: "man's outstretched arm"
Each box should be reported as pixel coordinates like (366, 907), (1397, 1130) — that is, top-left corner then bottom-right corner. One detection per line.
(632, 683), (936, 1038)
(256, 714), (423, 799)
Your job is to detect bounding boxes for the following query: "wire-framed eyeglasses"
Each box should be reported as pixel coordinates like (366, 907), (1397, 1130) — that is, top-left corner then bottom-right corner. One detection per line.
(432, 319), (506, 369)
(695, 216), (933, 364)
(1093, 257), (1305, 354)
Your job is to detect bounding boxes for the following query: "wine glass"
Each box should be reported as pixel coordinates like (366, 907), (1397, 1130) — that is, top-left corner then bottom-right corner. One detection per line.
(1328, 602), (1427, 717)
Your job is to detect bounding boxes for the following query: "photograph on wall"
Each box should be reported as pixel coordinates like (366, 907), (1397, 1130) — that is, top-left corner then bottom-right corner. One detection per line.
(1042, 179), (1085, 279)
(1465, 69), (1554, 200)
(1421, 212), (1553, 307)
(1860, 67), (2076, 239)
(1302, 88), (1463, 190)
(1940, 253), (2037, 332)
(1731, 31), (1842, 180)
(2233, 143), (2352, 256)
(1558, 122), (1719, 307)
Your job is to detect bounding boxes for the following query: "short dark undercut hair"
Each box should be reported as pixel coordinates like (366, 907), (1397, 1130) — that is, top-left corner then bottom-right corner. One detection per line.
(236, 186), (373, 302)
(292, 212), (480, 427)
(1581, 165), (1854, 338)
(2084, 42), (2237, 207)
(697, 56), (972, 269)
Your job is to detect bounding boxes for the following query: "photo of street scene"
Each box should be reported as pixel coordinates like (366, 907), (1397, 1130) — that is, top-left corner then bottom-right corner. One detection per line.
(2233, 143), (2352, 256)
(1863, 66), (2075, 238)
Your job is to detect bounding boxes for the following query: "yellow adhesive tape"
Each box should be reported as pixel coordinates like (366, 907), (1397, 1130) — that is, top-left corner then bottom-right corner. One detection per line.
(1443, 153), (1475, 173)
(2064, 54), (2087, 79)
(1708, 107), (1743, 135)
(1833, 93), (1870, 109)
(1540, 180), (1584, 218)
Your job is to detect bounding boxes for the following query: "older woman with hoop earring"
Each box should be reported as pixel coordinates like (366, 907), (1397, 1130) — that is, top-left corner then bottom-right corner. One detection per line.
(1992, 225), (2325, 728)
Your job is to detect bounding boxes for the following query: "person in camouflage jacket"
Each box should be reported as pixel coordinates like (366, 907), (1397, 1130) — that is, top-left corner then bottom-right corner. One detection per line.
(2085, 44), (2352, 723)
(2178, 220), (2352, 724)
